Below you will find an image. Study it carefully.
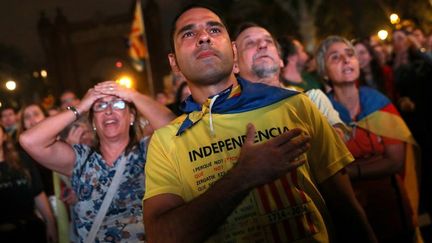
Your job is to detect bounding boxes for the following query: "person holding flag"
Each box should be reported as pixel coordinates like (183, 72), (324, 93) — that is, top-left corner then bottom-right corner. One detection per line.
(316, 35), (421, 243)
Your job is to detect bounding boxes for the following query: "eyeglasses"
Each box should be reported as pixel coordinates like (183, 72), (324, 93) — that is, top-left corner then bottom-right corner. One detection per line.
(93, 99), (127, 112)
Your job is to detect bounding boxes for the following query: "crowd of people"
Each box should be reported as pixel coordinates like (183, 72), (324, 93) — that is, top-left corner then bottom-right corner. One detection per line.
(1, 3), (432, 243)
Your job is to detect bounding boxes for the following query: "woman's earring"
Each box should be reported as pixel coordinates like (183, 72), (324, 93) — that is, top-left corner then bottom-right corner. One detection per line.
(130, 121), (134, 126)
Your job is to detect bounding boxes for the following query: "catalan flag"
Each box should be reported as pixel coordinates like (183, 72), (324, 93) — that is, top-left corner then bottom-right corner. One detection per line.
(330, 86), (422, 242)
(128, 0), (148, 72)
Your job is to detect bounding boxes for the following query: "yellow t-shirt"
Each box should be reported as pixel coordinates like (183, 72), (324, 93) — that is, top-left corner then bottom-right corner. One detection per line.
(145, 94), (353, 242)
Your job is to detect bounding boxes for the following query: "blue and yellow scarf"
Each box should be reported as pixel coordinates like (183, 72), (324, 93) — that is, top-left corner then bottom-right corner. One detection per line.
(176, 77), (299, 136)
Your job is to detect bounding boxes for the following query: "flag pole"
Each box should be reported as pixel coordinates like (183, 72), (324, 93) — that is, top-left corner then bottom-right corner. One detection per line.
(144, 46), (154, 96)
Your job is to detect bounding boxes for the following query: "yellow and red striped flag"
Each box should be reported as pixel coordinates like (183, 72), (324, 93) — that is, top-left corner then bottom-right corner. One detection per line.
(128, 0), (148, 72)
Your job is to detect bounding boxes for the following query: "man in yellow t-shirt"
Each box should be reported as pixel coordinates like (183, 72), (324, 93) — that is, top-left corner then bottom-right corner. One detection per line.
(143, 5), (377, 243)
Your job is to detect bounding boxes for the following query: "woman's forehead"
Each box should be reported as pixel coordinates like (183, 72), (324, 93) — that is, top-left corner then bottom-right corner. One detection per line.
(24, 105), (42, 114)
(327, 42), (352, 54)
(329, 42), (348, 50)
(96, 95), (120, 102)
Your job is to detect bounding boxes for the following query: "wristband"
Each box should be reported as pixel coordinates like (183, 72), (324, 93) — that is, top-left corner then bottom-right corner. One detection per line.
(67, 106), (80, 121)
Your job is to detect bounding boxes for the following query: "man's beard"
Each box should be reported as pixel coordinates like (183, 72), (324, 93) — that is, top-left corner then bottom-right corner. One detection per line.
(252, 63), (279, 79)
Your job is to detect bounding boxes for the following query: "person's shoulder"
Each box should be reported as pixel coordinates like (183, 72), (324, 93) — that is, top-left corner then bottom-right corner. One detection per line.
(72, 143), (90, 150)
(359, 86), (391, 113)
(271, 93), (316, 116)
(72, 144), (93, 159)
(359, 86), (389, 101)
(281, 92), (312, 105)
(170, 114), (188, 124)
(151, 114), (186, 138)
(305, 88), (326, 98)
(281, 83), (304, 92)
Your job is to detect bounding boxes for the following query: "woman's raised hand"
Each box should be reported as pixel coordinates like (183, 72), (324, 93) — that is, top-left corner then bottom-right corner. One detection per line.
(77, 87), (106, 114)
(94, 81), (137, 103)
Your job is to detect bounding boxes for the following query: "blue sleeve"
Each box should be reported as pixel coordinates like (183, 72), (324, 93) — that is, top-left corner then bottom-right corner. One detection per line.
(71, 144), (91, 190)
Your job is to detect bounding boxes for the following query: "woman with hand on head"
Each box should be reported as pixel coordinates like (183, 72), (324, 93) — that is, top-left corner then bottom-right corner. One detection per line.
(19, 81), (175, 242)
(316, 36), (420, 243)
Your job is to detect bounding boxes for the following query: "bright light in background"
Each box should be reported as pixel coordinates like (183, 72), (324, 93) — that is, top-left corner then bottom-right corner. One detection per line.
(116, 75), (134, 88)
(390, 13), (400, 24)
(40, 69), (48, 78)
(0, 102), (2, 108)
(377, 30), (389, 40)
(5, 80), (17, 91)
(115, 61), (123, 68)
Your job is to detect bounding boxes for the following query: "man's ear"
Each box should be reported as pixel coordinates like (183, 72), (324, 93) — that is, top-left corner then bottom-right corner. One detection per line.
(168, 53), (180, 72)
(233, 62), (240, 74)
(232, 41), (238, 63)
(279, 57), (285, 68)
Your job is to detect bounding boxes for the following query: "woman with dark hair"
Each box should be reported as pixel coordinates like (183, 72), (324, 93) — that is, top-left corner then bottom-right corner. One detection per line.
(19, 81), (175, 242)
(352, 39), (396, 101)
(0, 125), (57, 242)
(19, 103), (55, 196)
(316, 36), (421, 242)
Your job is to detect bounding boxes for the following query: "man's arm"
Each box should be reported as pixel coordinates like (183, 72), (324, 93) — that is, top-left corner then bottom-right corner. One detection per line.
(144, 124), (310, 243)
(319, 170), (378, 243)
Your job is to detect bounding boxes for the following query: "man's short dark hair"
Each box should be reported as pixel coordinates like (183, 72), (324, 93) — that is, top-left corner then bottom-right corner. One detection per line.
(277, 35), (297, 66)
(169, 4), (226, 53)
(0, 104), (19, 116)
(60, 90), (77, 98)
(233, 22), (282, 59)
(231, 22), (261, 41)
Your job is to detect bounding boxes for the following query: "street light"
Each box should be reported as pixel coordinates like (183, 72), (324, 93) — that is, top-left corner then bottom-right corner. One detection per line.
(116, 75), (134, 89)
(33, 71), (40, 78)
(377, 30), (389, 40)
(5, 80), (17, 91)
(41, 69), (48, 78)
(390, 13), (400, 25)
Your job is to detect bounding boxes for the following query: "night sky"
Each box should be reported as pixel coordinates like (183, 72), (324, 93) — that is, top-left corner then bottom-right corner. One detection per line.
(0, 0), (131, 64)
